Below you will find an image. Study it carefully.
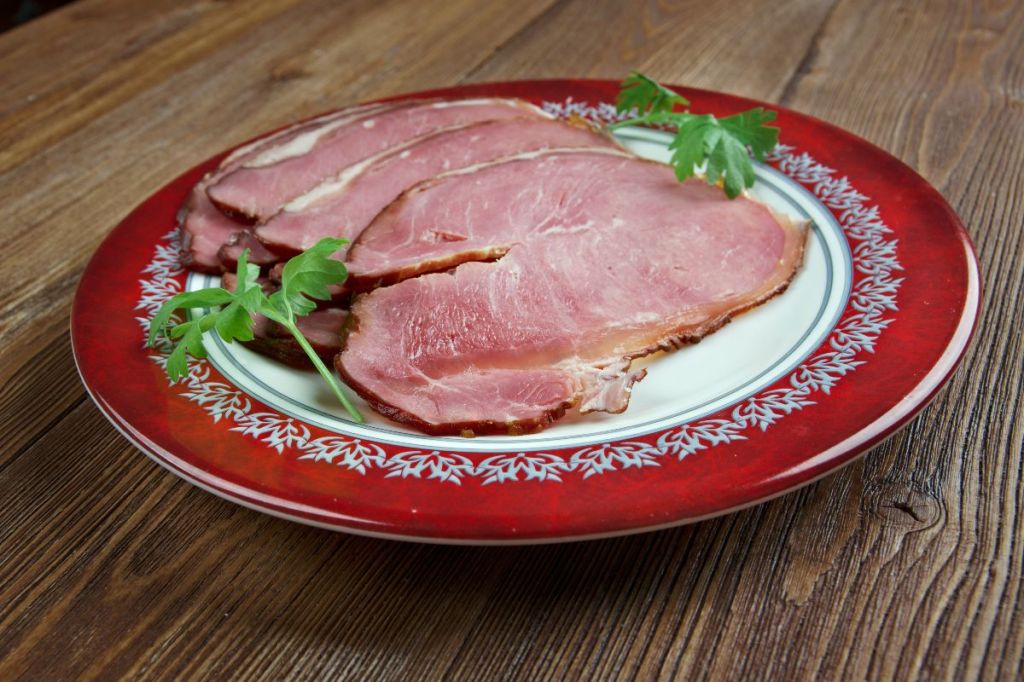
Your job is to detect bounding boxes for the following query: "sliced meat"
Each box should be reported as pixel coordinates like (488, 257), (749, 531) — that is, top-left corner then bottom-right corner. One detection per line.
(221, 102), (390, 169)
(337, 150), (807, 436)
(218, 231), (282, 272)
(288, 306), (348, 353)
(180, 102), (392, 272)
(221, 272), (347, 367)
(179, 186), (247, 273)
(255, 118), (621, 257)
(346, 148), (634, 287)
(206, 98), (551, 222)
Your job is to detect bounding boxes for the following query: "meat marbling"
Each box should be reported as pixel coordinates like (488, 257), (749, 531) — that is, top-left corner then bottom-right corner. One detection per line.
(255, 118), (621, 257)
(337, 149), (807, 436)
(179, 102), (391, 272)
(207, 98), (551, 222)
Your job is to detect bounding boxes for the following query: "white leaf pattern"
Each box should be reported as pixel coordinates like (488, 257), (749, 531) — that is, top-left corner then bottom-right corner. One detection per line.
(230, 413), (310, 453)
(570, 442), (661, 479)
(477, 453), (571, 484)
(301, 437), (386, 474)
(383, 451), (475, 485)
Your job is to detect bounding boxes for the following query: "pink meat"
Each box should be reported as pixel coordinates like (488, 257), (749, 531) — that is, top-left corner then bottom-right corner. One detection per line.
(207, 98), (551, 222)
(337, 150), (807, 436)
(179, 102), (391, 272)
(255, 118), (620, 257)
(179, 185), (247, 273)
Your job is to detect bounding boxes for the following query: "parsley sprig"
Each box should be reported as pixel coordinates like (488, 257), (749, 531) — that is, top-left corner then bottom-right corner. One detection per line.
(147, 238), (364, 423)
(609, 72), (779, 198)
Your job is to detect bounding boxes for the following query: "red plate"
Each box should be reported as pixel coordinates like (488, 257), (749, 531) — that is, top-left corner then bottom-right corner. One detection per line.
(72, 80), (979, 543)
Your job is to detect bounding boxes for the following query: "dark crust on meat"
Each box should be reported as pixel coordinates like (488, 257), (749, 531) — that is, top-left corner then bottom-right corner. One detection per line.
(177, 200), (195, 270)
(222, 274), (342, 367)
(205, 197), (259, 225)
(216, 241), (242, 273)
(255, 234), (302, 260)
(242, 324), (341, 368)
(335, 233), (806, 437)
(347, 246), (511, 292)
(176, 188), (223, 275)
(217, 231), (284, 273)
(335, 352), (576, 437)
(243, 336), (313, 368)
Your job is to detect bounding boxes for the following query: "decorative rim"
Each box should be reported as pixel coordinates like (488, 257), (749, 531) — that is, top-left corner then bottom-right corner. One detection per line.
(133, 106), (900, 485)
(72, 79), (979, 542)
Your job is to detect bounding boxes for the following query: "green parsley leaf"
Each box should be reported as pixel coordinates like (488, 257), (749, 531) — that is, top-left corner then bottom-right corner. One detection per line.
(165, 313), (216, 380)
(667, 113), (717, 183)
(147, 288), (233, 350)
(616, 72), (690, 116)
(610, 72), (780, 198)
(210, 250), (262, 343)
(705, 129), (755, 199)
(718, 108), (779, 161)
(147, 239), (364, 422)
(267, 237), (349, 321)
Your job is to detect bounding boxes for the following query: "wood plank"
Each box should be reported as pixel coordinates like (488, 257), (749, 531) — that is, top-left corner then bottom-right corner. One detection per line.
(0, 0), (831, 675)
(0, 396), (786, 680)
(754, 1), (1024, 679)
(0, 322), (83, 469)
(0, 0), (210, 119)
(463, 0), (839, 102)
(0, 0), (308, 168)
(674, 1), (1021, 680)
(462, 0), (1022, 678)
(0, 0), (1020, 679)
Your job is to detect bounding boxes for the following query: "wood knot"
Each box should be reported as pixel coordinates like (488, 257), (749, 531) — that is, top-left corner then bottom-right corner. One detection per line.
(863, 481), (942, 531)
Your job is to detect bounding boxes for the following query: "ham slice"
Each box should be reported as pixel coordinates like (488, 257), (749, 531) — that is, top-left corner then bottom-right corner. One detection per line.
(206, 98), (551, 222)
(255, 118), (621, 257)
(337, 150), (807, 435)
(178, 186), (247, 273)
(179, 102), (391, 272)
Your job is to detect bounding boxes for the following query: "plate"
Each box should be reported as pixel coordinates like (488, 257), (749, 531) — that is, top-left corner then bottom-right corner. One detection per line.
(71, 80), (980, 544)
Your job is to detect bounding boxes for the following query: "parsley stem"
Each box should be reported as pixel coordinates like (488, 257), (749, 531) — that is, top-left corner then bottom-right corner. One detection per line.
(284, 321), (365, 423)
(607, 117), (646, 131)
(609, 111), (696, 132)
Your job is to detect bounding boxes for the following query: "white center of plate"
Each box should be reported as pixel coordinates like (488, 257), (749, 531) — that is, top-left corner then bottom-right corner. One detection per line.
(193, 129), (852, 453)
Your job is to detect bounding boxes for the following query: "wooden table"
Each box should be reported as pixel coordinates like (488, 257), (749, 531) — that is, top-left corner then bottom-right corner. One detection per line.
(1, 0), (1021, 679)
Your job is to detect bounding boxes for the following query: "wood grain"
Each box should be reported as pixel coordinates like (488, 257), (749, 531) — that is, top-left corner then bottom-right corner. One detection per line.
(0, 0), (1021, 679)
